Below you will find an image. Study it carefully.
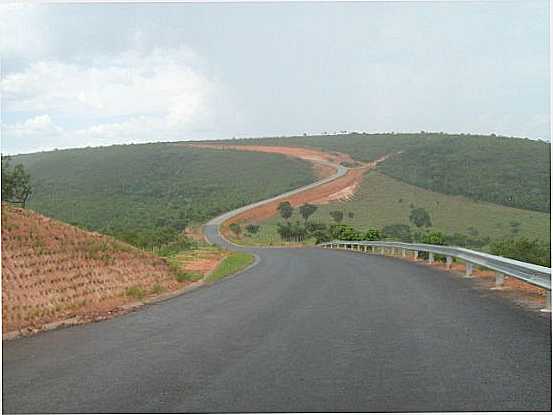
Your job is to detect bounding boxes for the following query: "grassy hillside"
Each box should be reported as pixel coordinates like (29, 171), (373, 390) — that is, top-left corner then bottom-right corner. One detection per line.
(1, 204), (181, 333)
(212, 132), (550, 212)
(15, 143), (315, 248)
(240, 171), (550, 247)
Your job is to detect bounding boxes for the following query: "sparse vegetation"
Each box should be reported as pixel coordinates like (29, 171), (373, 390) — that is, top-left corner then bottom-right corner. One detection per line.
(126, 286), (145, 301)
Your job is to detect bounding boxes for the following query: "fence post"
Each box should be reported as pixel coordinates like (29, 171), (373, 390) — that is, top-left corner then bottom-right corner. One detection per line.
(414, 251), (419, 260)
(446, 256), (453, 270)
(428, 252), (434, 264)
(464, 262), (473, 278)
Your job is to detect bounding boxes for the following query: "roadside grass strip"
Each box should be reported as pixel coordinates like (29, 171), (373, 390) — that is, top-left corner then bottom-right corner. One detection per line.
(205, 252), (256, 284)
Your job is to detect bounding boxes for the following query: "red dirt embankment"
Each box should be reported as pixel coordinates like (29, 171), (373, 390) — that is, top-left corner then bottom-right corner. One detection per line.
(1, 205), (192, 335)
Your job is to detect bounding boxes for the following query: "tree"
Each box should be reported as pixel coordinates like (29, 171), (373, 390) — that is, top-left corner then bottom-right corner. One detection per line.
(409, 207), (432, 228)
(229, 223), (242, 238)
(277, 201), (294, 222)
(245, 224), (260, 234)
(329, 210), (344, 223)
(2, 156), (32, 208)
(299, 203), (318, 224)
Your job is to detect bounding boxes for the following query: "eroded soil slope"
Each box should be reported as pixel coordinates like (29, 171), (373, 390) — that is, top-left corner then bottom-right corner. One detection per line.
(1, 205), (184, 334)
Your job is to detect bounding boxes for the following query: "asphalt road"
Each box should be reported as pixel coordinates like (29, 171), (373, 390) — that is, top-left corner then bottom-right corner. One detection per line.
(3, 229), (551, 412)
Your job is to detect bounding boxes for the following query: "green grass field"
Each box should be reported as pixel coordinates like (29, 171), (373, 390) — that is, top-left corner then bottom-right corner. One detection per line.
(241, 170), (550, 247)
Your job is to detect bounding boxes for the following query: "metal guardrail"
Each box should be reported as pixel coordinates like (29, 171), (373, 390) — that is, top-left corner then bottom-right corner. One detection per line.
(320, 240), (551, 311)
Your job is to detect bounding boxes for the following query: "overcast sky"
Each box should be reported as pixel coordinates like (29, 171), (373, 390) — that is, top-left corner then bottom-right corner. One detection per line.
(0, 1), (550, 154)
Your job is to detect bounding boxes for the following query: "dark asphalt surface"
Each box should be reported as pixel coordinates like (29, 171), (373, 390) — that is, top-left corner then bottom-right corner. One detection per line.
(3, 225), (551, 412)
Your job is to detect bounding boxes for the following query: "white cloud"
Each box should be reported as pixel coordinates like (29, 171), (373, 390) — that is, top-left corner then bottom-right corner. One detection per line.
(0, 4), (49, 59)
(2, 47), (214, 124)
(1, 47), (223, 152)
(2, 114), (62, 137)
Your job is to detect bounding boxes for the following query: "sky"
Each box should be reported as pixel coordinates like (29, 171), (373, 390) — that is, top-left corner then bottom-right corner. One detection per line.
(0, 1), (550, 155)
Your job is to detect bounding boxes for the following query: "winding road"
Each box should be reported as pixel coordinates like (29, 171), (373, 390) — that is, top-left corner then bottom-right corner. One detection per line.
(2, 155), (551, 413)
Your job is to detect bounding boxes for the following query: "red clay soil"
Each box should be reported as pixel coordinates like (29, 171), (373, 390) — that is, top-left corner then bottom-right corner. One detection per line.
(1, 205), (191, 334)
(187, 143), (355, 167)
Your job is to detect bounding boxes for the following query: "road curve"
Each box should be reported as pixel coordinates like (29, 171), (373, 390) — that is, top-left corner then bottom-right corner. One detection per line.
(3, 159), (551, 412)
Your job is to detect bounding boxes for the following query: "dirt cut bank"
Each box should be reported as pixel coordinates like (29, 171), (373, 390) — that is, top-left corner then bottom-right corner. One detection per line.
(1, 205), (215, 336)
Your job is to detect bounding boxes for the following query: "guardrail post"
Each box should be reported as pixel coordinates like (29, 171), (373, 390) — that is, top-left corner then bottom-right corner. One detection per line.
(446, 256), (453, 270)
(402, 249), (406, 257)
(464, 262), (473, 278)
(380, 247), (385, 255)
(371, 246), (375, 254)
(495, 272), (505, 288)
(414, 250), (419, 260)
(542, 291), (551, 312)
(428, 252), (434, 264)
